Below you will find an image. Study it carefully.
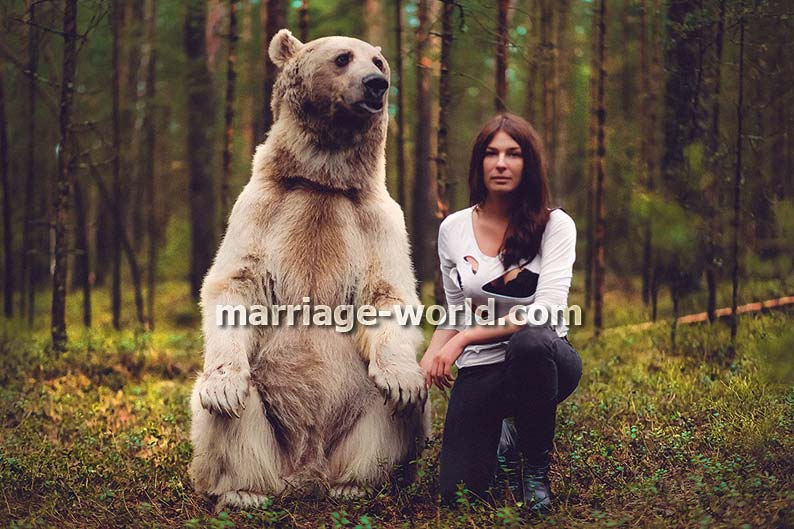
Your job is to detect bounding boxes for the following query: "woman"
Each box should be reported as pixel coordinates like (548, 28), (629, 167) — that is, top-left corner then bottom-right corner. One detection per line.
(419, 113), (581, 513)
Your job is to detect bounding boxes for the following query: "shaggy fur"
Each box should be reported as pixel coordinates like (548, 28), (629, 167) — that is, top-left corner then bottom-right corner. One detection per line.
(189, 29), (430, 511)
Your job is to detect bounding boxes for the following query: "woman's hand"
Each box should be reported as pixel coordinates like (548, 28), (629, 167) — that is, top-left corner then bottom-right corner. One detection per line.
(419, 351), (436, 389)
(428, 334), (466, 390)
(417, 328), (463, 389)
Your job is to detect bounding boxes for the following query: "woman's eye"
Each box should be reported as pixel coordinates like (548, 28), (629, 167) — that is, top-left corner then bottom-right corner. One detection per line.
(335, 54), (351, 67)
(509, 152), (522, 157)
(484, 152), (497, 157)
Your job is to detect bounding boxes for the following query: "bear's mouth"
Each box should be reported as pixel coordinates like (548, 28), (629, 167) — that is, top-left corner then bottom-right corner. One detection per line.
(354, 100), (384, 114)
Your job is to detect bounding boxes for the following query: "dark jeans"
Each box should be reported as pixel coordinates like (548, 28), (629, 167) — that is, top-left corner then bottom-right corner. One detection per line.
(439, 325), (582, 505)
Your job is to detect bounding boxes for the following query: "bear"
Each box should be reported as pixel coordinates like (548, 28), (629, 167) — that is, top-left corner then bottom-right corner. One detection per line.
(188, 29), (431, 512)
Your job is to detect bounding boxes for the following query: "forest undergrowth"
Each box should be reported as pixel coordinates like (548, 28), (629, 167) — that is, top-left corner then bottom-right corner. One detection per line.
(1, 281), (792, 528)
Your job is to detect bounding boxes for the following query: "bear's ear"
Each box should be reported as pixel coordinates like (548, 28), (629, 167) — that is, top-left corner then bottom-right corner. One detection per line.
(269, 28), (303, 68)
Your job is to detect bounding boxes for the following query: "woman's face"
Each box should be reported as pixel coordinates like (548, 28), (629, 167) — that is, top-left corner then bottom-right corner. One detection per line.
(482, 130), (524, 196)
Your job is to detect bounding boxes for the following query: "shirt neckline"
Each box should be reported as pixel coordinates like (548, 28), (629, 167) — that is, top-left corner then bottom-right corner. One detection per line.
(467, 206), (501, 261)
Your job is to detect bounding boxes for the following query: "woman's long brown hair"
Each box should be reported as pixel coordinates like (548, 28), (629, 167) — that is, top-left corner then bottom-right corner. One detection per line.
(468, 113), (551, 269)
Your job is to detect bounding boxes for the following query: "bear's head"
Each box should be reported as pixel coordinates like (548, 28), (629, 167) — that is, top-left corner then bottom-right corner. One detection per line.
(268, 29), (390, 150)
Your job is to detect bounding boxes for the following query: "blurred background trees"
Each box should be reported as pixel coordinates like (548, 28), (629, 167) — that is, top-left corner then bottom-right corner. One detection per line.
(0, 0), (792, 349)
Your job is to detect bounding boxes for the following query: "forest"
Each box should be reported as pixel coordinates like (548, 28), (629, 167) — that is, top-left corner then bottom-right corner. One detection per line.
(0, 0), (792, 528)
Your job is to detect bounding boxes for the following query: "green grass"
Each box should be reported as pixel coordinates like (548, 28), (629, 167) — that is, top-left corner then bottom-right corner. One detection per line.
(1, 281), (792, 528)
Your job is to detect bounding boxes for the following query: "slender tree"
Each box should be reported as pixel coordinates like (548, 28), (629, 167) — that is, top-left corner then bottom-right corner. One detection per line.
(80, 141), (147, 327)
(552, 0), (570, 195)
(435, 0), (456, 304)
(495, 0), (508, 111)
(730, 0), (746, 351)
(111, 0), (123, 328)
(142, 0), (158, 328)
(221, 0), (239, 230)
(364, 0), (383, 43)
(585, 1), (598, 310)
(639, 0), (652, 305)
(72, 179), (91, 327)
(22, 0), (39, 324)
(540, 0), (554, 173)
(649, 0), (661, 320)
(0, 54), (11, 317)
(254, 0), (286, 148)
(593, 0), (606, 334)
(298, 0), (309, 42)
(523, 0), (539, 124)
(705, 0), (725, 323)
(394, 0), (406, 209)
(126, 0), (145, 250)
(52, 0), (78, 352)
(411, 0), (438, 284)
(186, 0), (218, 299)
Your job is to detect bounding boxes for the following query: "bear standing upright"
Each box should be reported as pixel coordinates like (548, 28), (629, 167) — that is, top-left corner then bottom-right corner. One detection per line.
(189, 29), (431, 511)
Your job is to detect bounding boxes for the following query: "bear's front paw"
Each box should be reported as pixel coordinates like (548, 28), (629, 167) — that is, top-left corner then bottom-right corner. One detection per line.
(369, 363), (427, 413)
(197, 363), (250, 418)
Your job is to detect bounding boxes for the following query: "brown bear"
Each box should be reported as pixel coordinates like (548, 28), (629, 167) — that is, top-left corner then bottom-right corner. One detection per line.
(188, 29), (430, 511)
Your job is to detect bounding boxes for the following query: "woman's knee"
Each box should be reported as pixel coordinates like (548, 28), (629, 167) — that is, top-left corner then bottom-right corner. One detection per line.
(506, 325), (556, 365)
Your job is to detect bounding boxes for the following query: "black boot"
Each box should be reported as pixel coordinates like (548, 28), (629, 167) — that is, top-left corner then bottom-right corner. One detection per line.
(494, 419), (523, 502)
(494, 450), (523, 502)
(522, 460), (552, 514)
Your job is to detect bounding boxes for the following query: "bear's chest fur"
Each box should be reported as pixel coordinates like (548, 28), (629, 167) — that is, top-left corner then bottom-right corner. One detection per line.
(264, 189), (370, 307)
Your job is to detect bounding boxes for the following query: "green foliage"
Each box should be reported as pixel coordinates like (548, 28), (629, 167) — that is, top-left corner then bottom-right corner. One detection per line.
(631, 192), (699, 265)
(1, 305), (792, 527)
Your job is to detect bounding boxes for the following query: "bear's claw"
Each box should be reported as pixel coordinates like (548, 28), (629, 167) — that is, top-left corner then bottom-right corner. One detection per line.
(198, 364), (251, 419)
(369, 364), (426, 414)
(215, 490), (270, 512)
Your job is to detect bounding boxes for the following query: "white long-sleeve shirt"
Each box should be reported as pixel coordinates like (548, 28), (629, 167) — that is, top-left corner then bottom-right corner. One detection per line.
(437, 206), (577, 369)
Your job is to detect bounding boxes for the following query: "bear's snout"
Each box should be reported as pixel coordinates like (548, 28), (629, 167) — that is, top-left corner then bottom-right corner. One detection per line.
(362, 74), (389, 101)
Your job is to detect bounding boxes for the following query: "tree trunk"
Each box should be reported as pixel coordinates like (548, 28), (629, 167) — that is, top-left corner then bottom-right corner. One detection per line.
(705, 0), (725, 324)
(0, 56), (12, 317)
(221, 0), (239, 232)
(639, 0), (652, 306)
(364, 0), (383, 44)
(22, 0), (39, 324)
(435, 0), (455, 305)
(142, 0), (158, 328)
(411, 0), (438, 284)
(254, 0), (286, 149)
(52, 0), (78, 352)
(540, 0), (553, 159)
(73, 179), (91, 327)
(495, 0), (508, 111)
(670, 285), (679, 354)
(661, 0), (705, 210)
(523, 0), (539, 124)
(552, 0), (570, 198)
(94, 196), (111, 288)
(619, 0), (633, 116)
(82, 147), (146, 328)
(584, 1), (597, 311)
(111, 0), (123, 328)
(186, 0), (218, 300)
(298, 0), (309, 42)
(730, 1), (745, 352)
(593, 0), (606, 335)
(126, 0), (145, 253)
(649, 0), (660, 319)
(394, 0), (406, 209)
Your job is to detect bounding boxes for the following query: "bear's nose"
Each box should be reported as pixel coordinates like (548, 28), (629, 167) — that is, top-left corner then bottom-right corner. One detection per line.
(363, 74), (389, 100)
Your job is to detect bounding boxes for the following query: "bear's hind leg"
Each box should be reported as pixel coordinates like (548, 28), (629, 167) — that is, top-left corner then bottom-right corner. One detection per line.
(326, 394), (428, 495)
(190, 384), (287, 507)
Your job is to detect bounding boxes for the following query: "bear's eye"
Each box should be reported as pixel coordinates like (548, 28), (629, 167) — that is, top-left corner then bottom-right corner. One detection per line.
(373, 57), (384, 71)
(335, 53), (351, 67)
